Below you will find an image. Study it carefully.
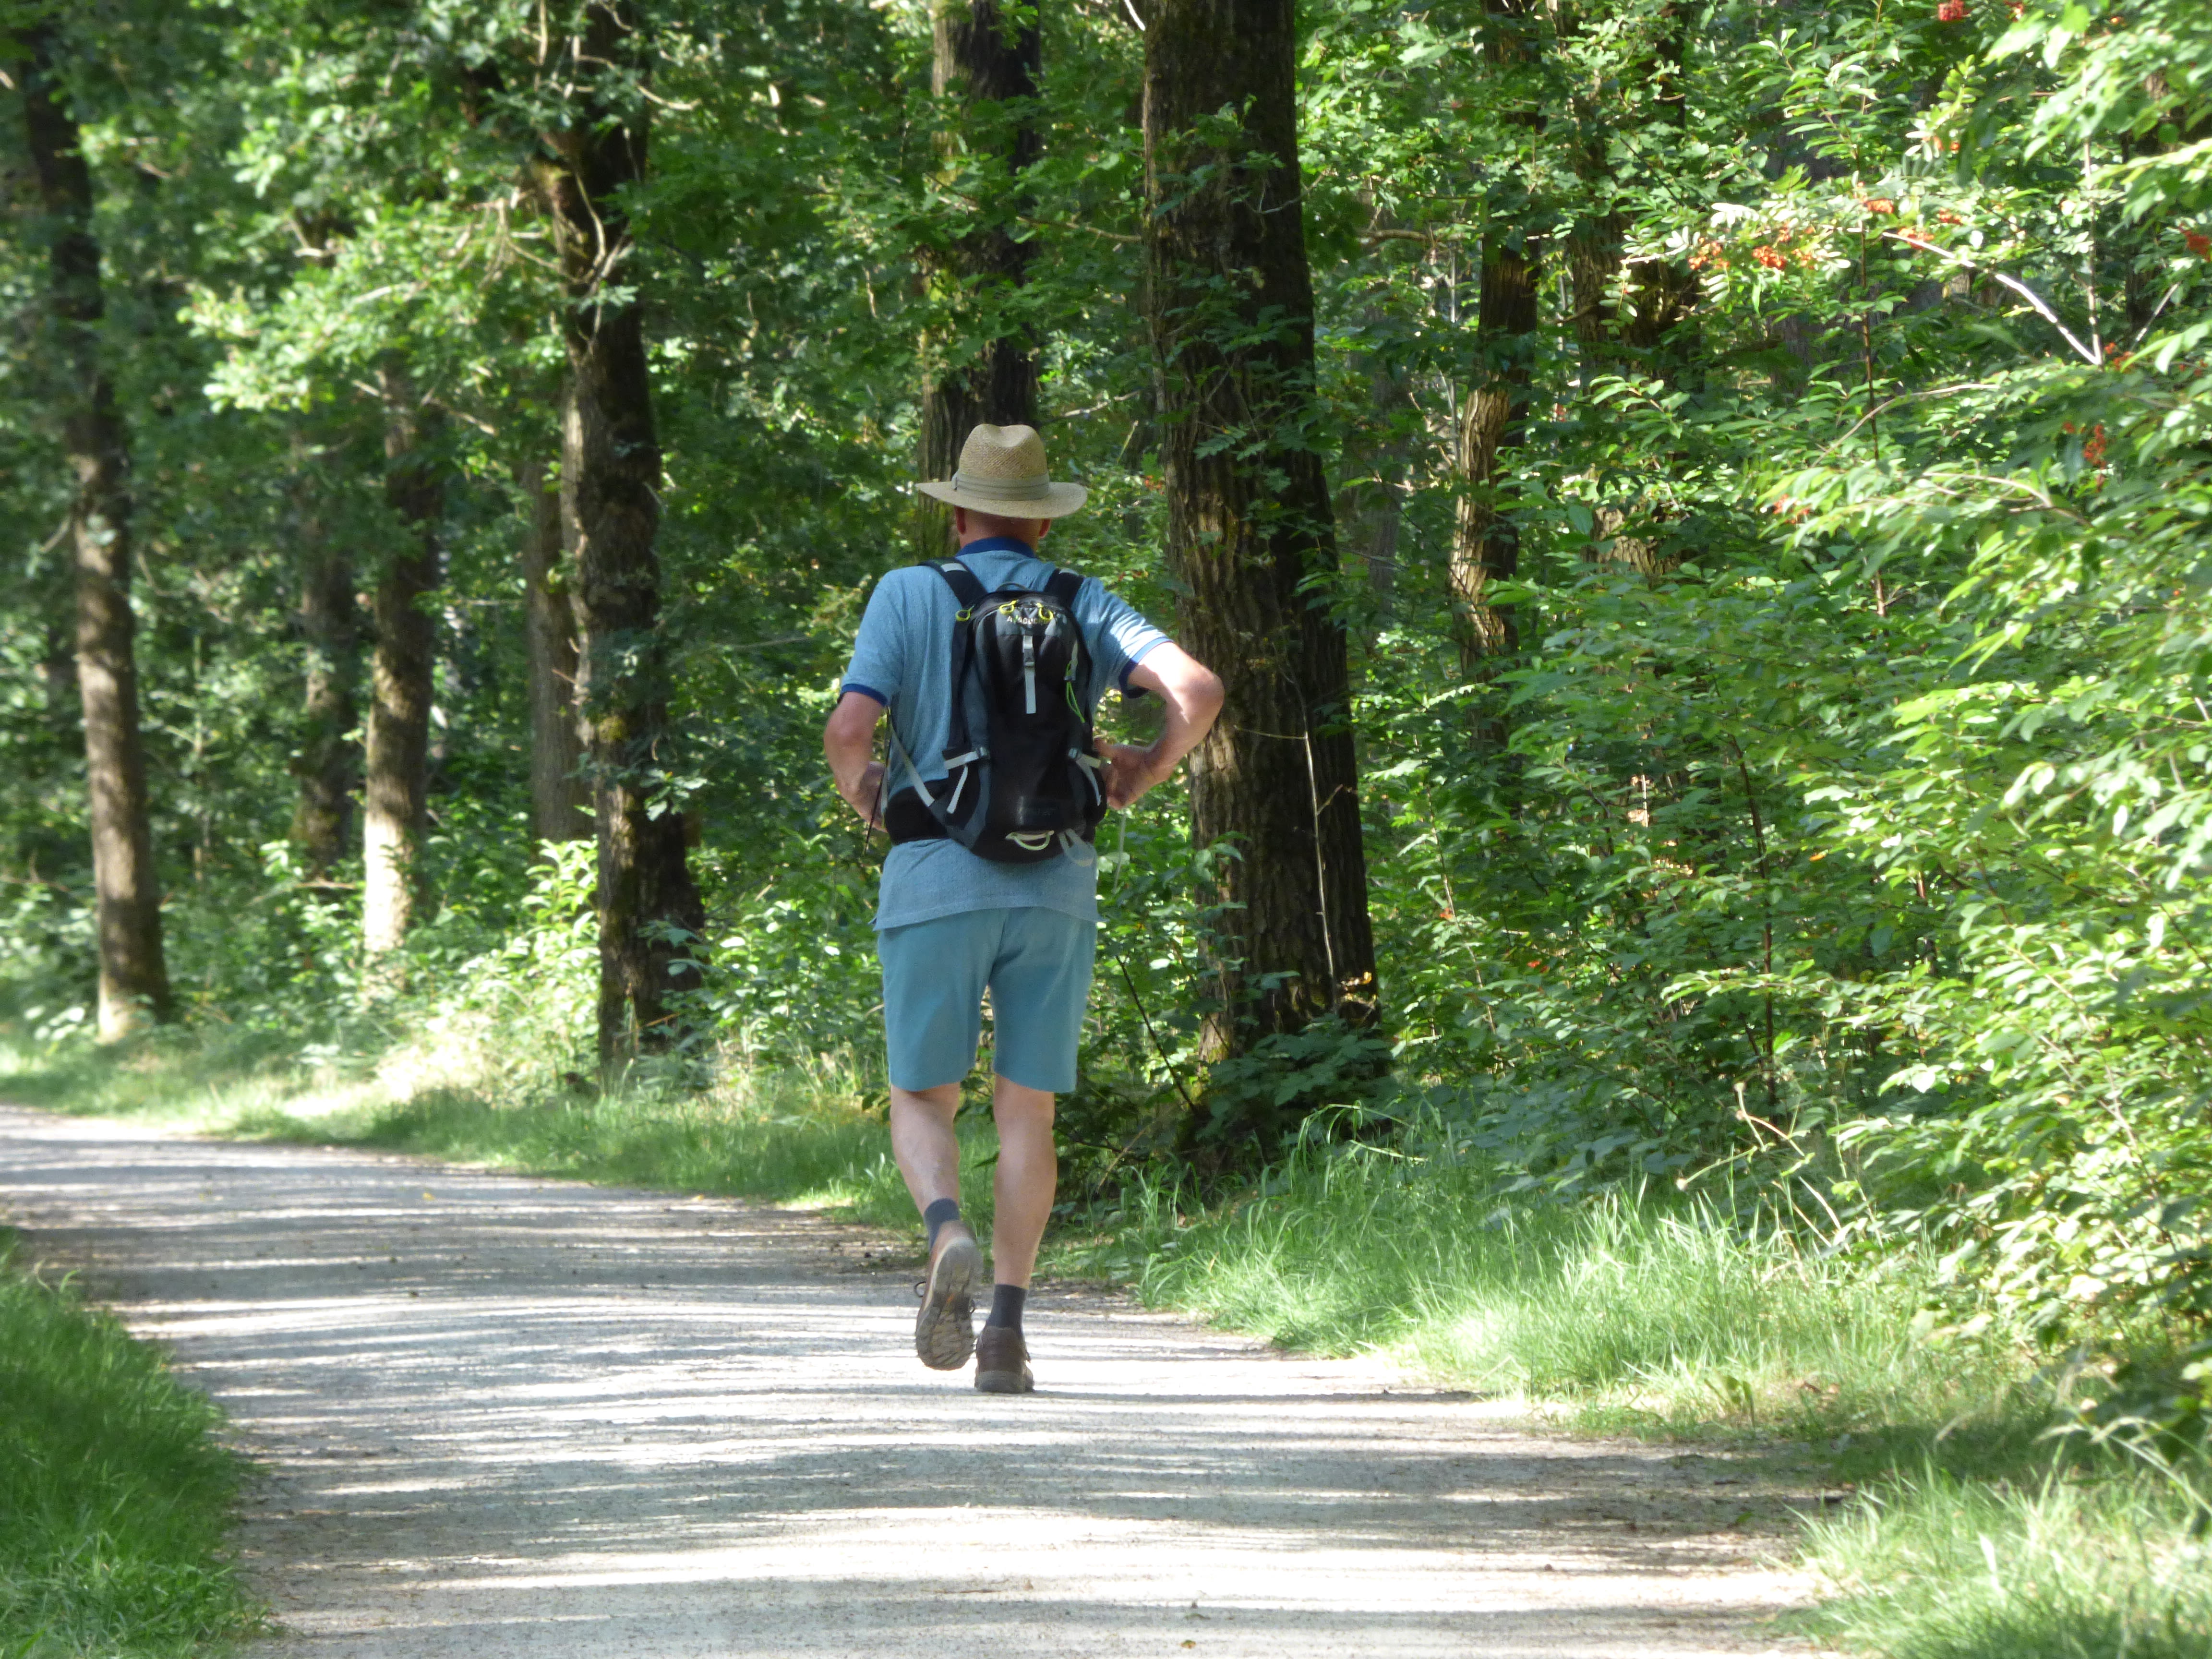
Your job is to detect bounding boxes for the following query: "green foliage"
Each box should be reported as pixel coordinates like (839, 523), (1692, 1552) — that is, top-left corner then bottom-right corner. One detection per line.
(1269, 0), (2212, 1384)
(0, 1238), (261, 1658)
(5, 0), (2209, 1355)
(10, 0), (2212, 1646)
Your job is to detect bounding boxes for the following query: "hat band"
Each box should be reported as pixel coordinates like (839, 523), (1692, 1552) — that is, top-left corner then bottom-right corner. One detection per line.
(951, 468), (1053, 503)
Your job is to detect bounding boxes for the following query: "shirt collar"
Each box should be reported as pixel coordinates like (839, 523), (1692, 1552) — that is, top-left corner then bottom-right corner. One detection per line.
(955, 535), (1037, 561)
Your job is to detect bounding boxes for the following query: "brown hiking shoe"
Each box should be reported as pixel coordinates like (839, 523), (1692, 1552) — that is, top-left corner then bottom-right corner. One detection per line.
(974, 1324), (1034, 1394)
(914, 1230), (980, 1370)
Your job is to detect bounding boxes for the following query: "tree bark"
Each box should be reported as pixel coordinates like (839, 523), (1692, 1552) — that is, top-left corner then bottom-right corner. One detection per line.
(1564, 192), (1623, 389)
(535, 2), (705, 1063)
(290, 466), (358, 875)
(519, 455), (590, 845)
(1340, 332), (1413, 605)
(1450, 233), (1539, 735)
(363, 367), (441, 958)
(1450, 0), (1544, 746)
(916, 0), (1043, 553)
(19, 22), (171, 1037)
(1142, 0), (1380, 1064)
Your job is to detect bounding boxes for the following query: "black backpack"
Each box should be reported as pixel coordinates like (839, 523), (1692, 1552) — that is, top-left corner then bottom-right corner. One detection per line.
(882, 561), (1107, 865)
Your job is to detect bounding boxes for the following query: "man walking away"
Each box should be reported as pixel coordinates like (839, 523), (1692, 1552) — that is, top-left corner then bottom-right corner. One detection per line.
(823, 423), (1222, 1393)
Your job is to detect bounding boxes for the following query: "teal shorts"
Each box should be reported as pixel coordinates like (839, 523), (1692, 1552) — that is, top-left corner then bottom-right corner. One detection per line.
(877, 907), (1098, 1093)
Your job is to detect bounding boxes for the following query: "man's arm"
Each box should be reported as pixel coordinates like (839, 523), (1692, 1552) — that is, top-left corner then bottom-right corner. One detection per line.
(824, 691), (887, 829)
(1101, 643), (1225, 809)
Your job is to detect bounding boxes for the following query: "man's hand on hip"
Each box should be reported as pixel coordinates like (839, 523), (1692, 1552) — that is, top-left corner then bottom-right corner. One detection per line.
(1109, 645), (1225, 809)
(1101, 742), (1163, 809)
(841, 759), (886, 826)
(823, 691), (888, 830)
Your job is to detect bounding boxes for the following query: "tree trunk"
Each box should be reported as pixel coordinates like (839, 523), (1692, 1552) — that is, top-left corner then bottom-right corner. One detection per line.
(1450, 0), (1545, 746)
(20, 22), (171, 1038)
(1142, 0), (1380, 1068)
(363, 367), (441, 958)
(1565, 2), (1697, 377)
(1561, 0), (1695, 577)
(1340, 341), (1413, 605)
(290, 465), (357, 874)
(1565, 194), (1623, 391)
(915, 0), (1043, 554)
(535, 2), (705, 1064)
(519, 455), (590, 845)
(1617, 8), (1698, 367)
(1450, 233), (1539, 738)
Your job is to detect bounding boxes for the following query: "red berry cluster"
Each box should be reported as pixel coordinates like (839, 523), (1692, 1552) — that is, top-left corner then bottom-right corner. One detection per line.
(1936, 0), (1968, 20)
(2188, 230), (2212, 259)
(2063, 421), (2109, 467)
(1747, 223), (1823, 272)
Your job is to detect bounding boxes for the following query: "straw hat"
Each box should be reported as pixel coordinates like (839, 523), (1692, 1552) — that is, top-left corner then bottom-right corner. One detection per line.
(915, 423), (1088, 518)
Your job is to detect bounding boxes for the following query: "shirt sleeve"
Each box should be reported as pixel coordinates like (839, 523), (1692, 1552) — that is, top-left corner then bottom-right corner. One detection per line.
(842, 571), (912, 705)
(1075, 576), (1170, 703)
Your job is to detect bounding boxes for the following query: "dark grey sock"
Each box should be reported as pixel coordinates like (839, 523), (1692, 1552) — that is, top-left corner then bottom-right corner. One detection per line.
(985, 1283), (1026, 1333)
(923, 1197), (962, 1255)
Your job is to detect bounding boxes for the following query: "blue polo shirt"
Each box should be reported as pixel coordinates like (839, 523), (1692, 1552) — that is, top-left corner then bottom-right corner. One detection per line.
(842, 537), (1169, 930)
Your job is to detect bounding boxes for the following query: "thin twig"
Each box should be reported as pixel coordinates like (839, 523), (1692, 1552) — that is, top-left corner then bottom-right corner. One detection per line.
(1883, 231), (2101, 366)
(1103, 931), (1200, 1116)
(1021, 215), (1140, 246)
(1829, 380), (2000, 446)
(1363, 227), (1470, 246)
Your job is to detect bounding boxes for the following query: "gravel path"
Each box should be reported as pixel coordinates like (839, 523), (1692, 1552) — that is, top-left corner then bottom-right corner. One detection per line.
(0, 1105), (1821, 1657)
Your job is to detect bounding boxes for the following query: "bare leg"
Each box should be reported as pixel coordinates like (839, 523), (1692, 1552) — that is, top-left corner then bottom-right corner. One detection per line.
(890, 1082), (969, 1256)
(989, 1074), (1057, 1288)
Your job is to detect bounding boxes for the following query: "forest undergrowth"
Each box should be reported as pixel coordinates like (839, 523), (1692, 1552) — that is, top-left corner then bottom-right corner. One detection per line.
(0, 1233), (263, 1659)
(5, 996), (2206, 1659)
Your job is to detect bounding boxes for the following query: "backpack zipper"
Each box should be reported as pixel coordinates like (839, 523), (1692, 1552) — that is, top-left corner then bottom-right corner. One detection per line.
(1022, 627), (1037, 715)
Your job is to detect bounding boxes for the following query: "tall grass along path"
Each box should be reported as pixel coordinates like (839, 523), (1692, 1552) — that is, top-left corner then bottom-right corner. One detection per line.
(0, 1105), (1822, 1658)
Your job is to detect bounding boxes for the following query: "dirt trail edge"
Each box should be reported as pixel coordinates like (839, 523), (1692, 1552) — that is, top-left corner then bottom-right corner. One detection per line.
(0, 1105), (1822, 1658)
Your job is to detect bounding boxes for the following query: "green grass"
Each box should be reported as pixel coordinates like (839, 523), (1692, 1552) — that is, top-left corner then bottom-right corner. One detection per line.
(0, 1236), (262, 1658)
(1065, 1137), (2051, 1467)
(7, 1022), (2206, 1659)
(1797, 1462), (2212, 1659)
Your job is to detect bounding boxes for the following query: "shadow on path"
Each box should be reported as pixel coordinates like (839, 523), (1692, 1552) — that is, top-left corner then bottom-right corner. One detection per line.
(0, 1106), (1820, 1658)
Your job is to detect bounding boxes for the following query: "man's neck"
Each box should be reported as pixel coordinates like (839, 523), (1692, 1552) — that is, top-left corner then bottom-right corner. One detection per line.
(956, 533), (1036, 557)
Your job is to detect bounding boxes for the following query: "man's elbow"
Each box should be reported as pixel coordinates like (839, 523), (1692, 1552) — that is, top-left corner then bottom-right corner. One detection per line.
(1192, 666), (1225, 719)
(1129, 649), (1223, 727)
(1180, 665), (1225, 729)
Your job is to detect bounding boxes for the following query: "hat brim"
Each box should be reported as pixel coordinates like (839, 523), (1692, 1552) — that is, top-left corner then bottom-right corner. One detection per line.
(914, 479), (1089, 518)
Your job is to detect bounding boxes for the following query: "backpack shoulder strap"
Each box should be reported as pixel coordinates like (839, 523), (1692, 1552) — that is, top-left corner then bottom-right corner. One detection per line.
(926, 559), (987, 611)
(1041, 567), (1093, 690)
(1041, 566), (1084, 610)
(924, 559), (988, 770)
